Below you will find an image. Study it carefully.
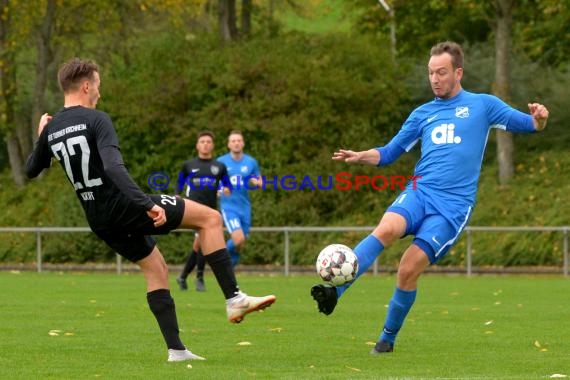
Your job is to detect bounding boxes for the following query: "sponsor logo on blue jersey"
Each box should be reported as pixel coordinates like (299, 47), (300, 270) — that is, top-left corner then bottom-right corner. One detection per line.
(431, 123), (462, 144)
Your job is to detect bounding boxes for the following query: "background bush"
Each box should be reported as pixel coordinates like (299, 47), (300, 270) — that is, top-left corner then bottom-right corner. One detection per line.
(1, 31), (568, 267)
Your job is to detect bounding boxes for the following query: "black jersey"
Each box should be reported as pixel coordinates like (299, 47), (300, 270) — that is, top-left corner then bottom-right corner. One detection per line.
(178, 158), (230, 209)
(26, 106), (156, 231)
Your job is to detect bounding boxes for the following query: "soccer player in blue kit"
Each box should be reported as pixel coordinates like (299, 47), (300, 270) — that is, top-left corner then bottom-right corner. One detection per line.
(217, 130), (262, 267)
(311, 41), (549, 354)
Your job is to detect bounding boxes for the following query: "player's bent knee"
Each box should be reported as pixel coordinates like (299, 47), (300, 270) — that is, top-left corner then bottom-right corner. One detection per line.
(204, 208), (223, 229)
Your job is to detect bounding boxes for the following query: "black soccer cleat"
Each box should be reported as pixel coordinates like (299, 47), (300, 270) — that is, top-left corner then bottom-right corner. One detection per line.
(310, 284), (338, 315)
(176, 277), (188, 291)
(370, 340), (394, 355)
(195, 278), (206, 292)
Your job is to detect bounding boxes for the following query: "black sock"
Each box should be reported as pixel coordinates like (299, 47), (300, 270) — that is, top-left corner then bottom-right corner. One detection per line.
(147, 289), (185, 350)
(180, 250), (198, 279)
(204, 249), (239, 299)
(196, 250), (206, 280)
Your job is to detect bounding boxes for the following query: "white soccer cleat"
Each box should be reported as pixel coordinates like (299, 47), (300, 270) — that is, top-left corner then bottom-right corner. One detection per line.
(167, 348), (206, 362)
(226, 292), (276, 323)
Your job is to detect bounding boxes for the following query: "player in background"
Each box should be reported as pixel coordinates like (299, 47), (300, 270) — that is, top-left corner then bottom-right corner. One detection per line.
(217, 130), (262, 268)
(26, 58), (276, 363)
(176, 130), (232, 292)
(311, 41), (549, 354)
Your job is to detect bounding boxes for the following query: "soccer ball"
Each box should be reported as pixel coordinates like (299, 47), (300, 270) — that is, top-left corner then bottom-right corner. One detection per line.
(316, 244), (359, 286)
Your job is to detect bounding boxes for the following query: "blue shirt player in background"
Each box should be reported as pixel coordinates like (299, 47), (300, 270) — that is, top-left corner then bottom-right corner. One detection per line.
(311, 41), (549, 355)
(217, 130), (262, 267)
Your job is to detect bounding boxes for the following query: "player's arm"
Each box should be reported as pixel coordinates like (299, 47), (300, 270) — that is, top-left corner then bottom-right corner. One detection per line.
(248, 174), (262, 187)
(219, 164), (233, 196)
(100, 146), (166, 227)
(94, 114), (163, 225)
(248, 158), (262, 187)
(333, 141), (405, 167)
(100, 146), (156, 209)
(528, 103), (549, 131)
(25, 113), (53, 179)
(487, 95), (548, 133)
(332, 149), (380, 165)
(333, 118), (413, 167)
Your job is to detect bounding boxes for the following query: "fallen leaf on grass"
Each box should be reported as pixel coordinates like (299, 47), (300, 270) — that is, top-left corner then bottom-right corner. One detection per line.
(237, 341), (251, 346)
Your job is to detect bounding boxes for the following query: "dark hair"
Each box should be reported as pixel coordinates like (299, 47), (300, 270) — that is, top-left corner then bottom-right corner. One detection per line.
(197, 130), (214, 140)
(430, 41), (464, 69)
(58, 58), (99, 93)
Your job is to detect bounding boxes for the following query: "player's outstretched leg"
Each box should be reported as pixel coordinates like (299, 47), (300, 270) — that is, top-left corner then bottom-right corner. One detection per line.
(310, 284), (338, 315)
(182, 200), (276, 323)
(310, 235), (384, 315)
(226, 292), (277, 323)
(204, 248), (276, 323)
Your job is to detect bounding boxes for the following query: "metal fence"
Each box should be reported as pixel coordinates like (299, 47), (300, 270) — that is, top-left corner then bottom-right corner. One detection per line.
(0, 226), (568, 276)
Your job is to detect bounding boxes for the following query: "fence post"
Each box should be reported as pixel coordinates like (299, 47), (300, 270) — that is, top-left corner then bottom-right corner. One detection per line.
(116, 254), (122, 275)
(466, 229), (472, 277)
(36, 230), (42, 273)
(284, 229), (290, 276)
(562, 228), (568, 277)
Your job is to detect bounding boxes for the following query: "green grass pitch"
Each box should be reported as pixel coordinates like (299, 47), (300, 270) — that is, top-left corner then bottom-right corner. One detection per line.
(1, 271), (568, 379)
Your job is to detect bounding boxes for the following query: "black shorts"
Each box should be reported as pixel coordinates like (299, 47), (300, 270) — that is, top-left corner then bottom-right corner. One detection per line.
(93, 194), (185, 262)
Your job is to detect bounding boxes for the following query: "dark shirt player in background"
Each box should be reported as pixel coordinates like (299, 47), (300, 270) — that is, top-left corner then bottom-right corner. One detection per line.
(177, 130), (232, 292)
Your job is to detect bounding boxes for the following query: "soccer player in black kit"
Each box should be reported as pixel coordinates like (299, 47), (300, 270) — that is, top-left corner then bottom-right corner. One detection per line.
(25, 58), (276, 362)
(177, 130), (232, 292)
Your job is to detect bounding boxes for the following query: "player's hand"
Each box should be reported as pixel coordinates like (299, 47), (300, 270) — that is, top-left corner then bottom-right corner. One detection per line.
(528, 103), (549, 131)
(248, 175), (262, 188)
(332, 149), (360, 163)
(147, 204), (166, 227)
(38, 113), (52, 136)
(221, 186), (232, 196)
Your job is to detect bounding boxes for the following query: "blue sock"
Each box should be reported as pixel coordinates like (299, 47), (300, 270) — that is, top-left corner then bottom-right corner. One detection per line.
(379, 287), (417, 345)
(226, 239), (239, 267)
(336, 234), (384, 298)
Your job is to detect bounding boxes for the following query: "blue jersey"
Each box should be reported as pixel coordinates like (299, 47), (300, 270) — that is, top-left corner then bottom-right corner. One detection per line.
(383, 90), (535, 209)
(217, 153), (260, 214)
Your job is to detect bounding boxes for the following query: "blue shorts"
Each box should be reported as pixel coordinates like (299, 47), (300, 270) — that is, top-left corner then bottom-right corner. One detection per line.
(387, 189), (472, 264)
(221, 209), (251, 236)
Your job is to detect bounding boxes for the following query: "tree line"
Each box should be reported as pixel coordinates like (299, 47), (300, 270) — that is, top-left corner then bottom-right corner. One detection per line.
(0, 0), (568, 266)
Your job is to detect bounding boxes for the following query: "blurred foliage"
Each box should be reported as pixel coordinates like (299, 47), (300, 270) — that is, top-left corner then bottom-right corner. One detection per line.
(0, 1), (568, 267)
